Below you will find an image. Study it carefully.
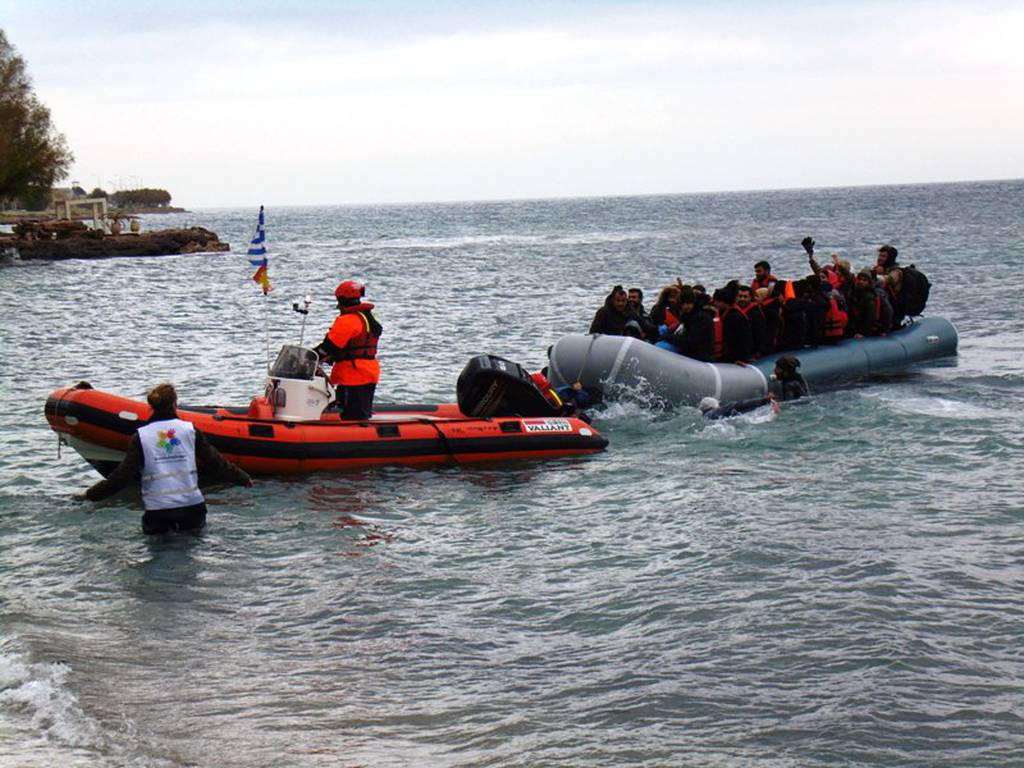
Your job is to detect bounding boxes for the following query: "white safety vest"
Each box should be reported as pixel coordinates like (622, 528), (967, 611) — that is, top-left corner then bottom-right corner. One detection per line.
(138, 419), (205, 510)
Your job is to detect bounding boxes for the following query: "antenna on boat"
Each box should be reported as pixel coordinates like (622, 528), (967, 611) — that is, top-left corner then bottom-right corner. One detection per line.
(293, 291), (313, 346)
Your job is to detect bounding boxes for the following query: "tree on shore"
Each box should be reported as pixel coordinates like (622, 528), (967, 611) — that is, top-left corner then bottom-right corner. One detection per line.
(110, 188), (172, 208)
(0, 29), (73, 208)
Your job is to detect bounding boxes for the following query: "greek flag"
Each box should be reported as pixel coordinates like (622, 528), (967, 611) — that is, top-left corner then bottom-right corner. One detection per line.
(248, 205), (271, 294)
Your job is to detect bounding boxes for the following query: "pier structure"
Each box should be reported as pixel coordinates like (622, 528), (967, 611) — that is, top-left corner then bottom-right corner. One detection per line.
(53, 197), (108, 228)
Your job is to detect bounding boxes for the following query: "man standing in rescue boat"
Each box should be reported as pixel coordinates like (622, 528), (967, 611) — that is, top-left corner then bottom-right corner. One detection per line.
(315, 280), (383, 420)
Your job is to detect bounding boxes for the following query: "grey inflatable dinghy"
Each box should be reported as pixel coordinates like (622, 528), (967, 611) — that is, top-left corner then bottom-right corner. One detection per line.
(547, 316), (958, 406)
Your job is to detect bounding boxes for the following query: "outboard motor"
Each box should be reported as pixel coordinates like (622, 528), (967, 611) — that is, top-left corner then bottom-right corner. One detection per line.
(457, 355), (559, 417)
(257, 344), (333, 421)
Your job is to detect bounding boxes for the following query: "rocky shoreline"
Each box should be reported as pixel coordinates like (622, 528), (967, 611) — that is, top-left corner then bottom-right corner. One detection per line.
(0, 225), (230, 260)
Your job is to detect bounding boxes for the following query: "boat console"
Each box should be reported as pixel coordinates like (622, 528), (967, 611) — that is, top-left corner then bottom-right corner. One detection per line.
(259, 344), (334, 421)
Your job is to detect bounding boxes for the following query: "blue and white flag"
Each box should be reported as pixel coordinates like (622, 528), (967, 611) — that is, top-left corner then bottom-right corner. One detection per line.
(247, 205), (267, 266)
(247, 205), (271, 294)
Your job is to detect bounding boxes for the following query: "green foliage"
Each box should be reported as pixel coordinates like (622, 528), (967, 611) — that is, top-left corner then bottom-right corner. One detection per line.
(20, 185), (51, 210)
(0, 29), (74, 205)
(109, 188), (172, 208)
(89, 187), (107, 198)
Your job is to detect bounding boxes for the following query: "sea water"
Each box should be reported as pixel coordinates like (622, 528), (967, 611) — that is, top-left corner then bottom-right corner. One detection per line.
(1, 180), (1022, 767)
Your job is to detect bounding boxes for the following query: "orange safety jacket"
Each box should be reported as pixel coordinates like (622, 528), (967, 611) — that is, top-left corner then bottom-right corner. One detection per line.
(324, 304), (382, 386)
(752, 273), (777, 292)
(822, 296), (848, 339)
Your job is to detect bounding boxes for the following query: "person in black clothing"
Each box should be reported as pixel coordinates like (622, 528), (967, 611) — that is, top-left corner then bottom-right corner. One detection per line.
(756, 286), (780, 354)
(627, 287), (658, 338)
(735, 285), (769, 358)
(776, 281), (808, 351)
(849, 270), (881, 338)
(801, 276), (828, 347)
(700, 394), (780, 420)
(773, 355), (809, 400)
(699, 355), (808, 421)
(667, 287), (715, 361)
(75, 384), (252, 534)
(715, 285), (754, 364)
(589, 285), (642, 337)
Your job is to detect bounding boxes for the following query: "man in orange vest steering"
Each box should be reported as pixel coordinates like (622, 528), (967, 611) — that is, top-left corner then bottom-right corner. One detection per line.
(314, 280), (383, 420)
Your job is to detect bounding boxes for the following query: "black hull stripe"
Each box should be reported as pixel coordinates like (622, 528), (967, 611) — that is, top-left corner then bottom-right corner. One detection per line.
(204, 432), (604, 460)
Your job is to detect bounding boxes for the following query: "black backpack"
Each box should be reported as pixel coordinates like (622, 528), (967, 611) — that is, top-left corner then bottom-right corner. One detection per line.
(900, 264), (931, 316)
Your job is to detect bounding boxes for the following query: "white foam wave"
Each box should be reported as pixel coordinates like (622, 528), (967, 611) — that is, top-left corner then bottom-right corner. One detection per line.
(870, 394), (995, 420)
(0, 650), (103, 750)
(0, 645), (176, 766)
(318, 229), (671, 253)
(590, 399), (663, 424)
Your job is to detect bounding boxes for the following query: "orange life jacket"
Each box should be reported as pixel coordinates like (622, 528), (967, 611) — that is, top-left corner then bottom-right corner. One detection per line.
(664, 306), (681, 332)
(326, 304), (382, 386)
(752, 274), (777, 292)
(822, 296), (848, 339)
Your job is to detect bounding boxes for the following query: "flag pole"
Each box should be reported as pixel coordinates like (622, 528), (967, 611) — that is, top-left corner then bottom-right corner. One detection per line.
(264, 290), (271, 372)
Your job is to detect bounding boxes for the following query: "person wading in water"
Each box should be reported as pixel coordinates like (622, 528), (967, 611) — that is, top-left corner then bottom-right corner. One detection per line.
(75, 383), (252, 534)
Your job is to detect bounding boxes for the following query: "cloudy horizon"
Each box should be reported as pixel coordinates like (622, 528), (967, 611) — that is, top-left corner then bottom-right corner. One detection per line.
(3, 0), (1023, 208)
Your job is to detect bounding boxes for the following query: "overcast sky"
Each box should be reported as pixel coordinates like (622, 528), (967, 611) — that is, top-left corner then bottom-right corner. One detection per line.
(3, 0), (1022, 207)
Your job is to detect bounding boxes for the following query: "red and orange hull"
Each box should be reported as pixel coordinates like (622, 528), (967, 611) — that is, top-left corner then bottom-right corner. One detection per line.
(45, 385), (607, 476)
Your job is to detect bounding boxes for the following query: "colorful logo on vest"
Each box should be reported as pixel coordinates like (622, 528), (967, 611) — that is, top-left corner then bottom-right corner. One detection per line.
(156, 428), (182, 455)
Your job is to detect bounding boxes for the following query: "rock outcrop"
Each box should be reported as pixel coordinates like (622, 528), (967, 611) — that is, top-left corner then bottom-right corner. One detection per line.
(0, 226), (231, 260)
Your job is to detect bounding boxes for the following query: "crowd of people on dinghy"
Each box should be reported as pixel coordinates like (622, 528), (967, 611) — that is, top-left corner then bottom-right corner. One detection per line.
(588, 239), (931, 366)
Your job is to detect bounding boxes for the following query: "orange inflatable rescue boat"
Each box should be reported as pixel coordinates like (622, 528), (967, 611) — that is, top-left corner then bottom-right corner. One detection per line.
(45, 346), (606, 476)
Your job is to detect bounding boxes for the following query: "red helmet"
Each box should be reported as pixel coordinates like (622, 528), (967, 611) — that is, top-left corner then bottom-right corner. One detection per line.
(335, 280), (365, 300)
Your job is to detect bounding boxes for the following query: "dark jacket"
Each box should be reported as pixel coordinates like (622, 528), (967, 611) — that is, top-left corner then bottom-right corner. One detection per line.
(702, 396), (773, 420)
(589, 291), (640, 337)
(780, 375), (809, 401)
(669, 306), (715, 361)
(875, 286), (894, 333)
(778, 299), (807, 351)
(627, 303), (659, 339)
(758, 297), (781, 354)
(721, 305), (754, 363)
(804, 293), (829, 347)
(739, 304), (770, 358)
(849, 286), (881, 337)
